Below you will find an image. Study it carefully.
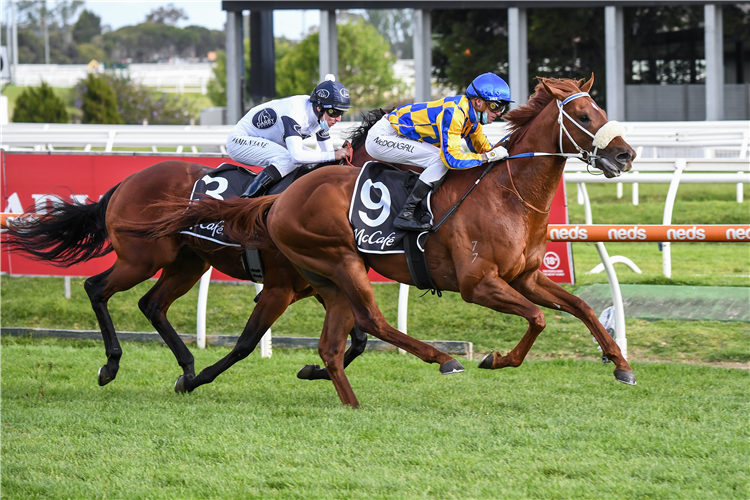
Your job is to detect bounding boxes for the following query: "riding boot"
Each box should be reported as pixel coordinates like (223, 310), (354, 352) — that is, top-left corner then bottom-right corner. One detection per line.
(394, 180), (433, 231)
(240, 165), (282, 198)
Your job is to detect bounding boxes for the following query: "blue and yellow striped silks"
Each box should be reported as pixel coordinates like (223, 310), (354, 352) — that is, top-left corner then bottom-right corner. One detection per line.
(387, 96), (493, 170)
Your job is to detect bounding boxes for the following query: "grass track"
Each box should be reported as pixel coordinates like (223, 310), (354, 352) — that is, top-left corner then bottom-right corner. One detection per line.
(2, 337), (748, 500)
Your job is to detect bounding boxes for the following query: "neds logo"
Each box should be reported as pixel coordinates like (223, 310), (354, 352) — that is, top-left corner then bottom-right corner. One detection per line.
(666, 226), (706, 241)
(608, 226), (647, 240)
(549, 226), (588, 240)
(725, 228), (749, 241)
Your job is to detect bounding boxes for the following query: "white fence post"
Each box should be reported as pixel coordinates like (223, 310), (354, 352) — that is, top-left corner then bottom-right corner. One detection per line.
(662, 159), (686, 278)
(737, 172), (744, 203)
(255, 283), (272, 358)
(196, 267), (212, 349)
(397, 283), (410, 355)
(579, 182), (627, 358)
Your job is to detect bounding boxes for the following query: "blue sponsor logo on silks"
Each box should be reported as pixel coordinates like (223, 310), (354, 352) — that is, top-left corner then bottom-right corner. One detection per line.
(252, 108), (277, 129)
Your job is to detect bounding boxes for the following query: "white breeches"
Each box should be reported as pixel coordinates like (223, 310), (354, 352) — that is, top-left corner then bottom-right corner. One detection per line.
(365, 116), (449, 186)
(226, 135), (299, 177)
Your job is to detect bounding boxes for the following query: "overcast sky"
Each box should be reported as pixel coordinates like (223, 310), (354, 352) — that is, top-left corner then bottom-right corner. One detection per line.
(83, 1), (320, 40)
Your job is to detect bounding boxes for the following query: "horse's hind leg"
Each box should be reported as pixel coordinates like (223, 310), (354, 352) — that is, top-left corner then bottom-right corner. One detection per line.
(84, 262), (155, 386)
(306, 277), (360, 406)
(297, 292), (367, 380)
(510, 270), (635, 385)
(138, 251), (209, 381)
(297, 325), (368, 380)
(177, 281), (296, 393)
(300, 262), (463, 375)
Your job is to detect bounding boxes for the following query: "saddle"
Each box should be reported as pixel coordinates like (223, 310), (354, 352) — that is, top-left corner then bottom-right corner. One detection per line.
(349, 161), (439, 292)
(180, 162), (325, 282)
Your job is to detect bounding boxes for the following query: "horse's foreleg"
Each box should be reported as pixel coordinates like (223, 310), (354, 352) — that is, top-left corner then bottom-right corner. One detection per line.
(178, 282), (299, 393)
(462, 273), (547, 370)
(138, 256), (208, 381)
(297, 326), (368, 381)
(512, 270), (635, 384)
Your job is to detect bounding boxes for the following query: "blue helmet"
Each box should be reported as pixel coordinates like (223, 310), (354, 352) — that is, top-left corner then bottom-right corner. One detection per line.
(466, 73), (513, 103)
(310, 74), (352, 112)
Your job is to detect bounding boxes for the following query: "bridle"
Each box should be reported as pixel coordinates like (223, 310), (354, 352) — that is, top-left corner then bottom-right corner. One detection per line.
(505, 91), (625, 173)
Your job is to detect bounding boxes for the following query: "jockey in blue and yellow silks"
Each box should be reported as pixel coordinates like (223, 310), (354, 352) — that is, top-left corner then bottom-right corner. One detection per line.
(366, 73), (513, 231)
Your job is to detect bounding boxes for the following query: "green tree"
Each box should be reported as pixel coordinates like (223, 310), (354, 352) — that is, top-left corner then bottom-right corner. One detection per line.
(431, 9), (510, 93)
(276, 19), (404, 114)
(206, 38), (250, 107)
(72, 9), (102, 44)
(144, 3), (188, 25)
(102, 23), (224, 63)
(79, 73), (123, 124)
(12, 82), (69, 123)
(432, 8), (605, 105)
(363, 9), (414, 59)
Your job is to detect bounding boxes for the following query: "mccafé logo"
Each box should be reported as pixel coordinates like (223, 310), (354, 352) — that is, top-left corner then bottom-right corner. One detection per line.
(548, 225), (588, 240)
(666, 226), (706, 241)
(608, 226), (647, 240)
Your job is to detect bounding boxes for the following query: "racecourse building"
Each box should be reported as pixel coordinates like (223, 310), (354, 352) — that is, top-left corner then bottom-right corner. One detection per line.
(222, 1), (744, 124)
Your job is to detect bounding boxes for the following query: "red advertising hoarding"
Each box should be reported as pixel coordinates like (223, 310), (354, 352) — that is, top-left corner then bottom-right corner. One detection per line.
(0, 152), (574, 284)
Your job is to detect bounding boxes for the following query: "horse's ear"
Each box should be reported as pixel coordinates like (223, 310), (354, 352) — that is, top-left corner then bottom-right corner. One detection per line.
(580, 73), (594, 93)
(541, 79), (565, 100)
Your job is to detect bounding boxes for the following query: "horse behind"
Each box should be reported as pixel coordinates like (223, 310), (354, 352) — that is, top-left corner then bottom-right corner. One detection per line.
(4, 110), (397, 391)
(137, 75), (638, 407)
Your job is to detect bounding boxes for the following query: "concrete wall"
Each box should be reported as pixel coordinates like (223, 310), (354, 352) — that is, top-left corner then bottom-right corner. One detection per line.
(626, 84), (750, 121)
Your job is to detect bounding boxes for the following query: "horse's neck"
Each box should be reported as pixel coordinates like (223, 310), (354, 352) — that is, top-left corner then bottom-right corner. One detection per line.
(494, 108), (567, 214)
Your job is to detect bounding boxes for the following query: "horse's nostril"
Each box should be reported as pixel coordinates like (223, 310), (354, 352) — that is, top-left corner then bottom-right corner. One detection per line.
(616, 152), (631, 164)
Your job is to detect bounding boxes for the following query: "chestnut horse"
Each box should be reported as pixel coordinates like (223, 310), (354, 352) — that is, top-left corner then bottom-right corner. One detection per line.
(133, 76), (638, 407)
(4, 119), (390, 390)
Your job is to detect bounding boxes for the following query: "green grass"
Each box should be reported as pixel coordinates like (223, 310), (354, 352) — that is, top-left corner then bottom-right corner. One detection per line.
(2, 276), (748, 364)
(2, 336), (748, 499)
(2, 179), (748, 499)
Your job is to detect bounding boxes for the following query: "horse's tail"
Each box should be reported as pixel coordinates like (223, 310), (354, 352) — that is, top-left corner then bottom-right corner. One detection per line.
(4, 184), (119, 267)
(114, 195), (279, 249)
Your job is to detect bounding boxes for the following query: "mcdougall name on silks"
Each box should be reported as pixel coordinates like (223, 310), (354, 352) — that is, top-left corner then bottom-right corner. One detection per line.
(354, 228), (397, 250)
(373, 137), (415, 153)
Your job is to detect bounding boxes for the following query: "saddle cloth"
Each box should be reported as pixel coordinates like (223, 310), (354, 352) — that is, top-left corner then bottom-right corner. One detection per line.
(179, 163), (318, 246)
(348, 161), (434, 254)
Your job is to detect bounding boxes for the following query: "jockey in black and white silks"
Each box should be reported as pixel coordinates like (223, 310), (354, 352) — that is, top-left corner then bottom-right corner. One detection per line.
(227, 74), (353, 198)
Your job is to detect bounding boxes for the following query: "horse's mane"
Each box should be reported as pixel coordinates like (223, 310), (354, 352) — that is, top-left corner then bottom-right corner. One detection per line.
(346, 108), (394, 152)
(503, 77), (585, 148)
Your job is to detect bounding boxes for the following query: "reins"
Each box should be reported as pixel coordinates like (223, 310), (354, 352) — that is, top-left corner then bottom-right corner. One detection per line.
(432, 92), (614, 231)
(497, 159), (551, 215)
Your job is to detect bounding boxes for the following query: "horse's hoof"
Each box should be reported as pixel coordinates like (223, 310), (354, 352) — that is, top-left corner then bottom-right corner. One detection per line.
(478, 352), (495, 370)
(174, 375), (187, 394)
(97, 366), (113, 386)
(440, 359), (465, 375)
(297, 364), (320, 380)
(614, 369), (636, 385)
(174, 374), (195, 394)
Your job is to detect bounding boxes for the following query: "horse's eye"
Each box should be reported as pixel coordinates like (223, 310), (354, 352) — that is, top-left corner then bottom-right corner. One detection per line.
(579, 114), (590, 123)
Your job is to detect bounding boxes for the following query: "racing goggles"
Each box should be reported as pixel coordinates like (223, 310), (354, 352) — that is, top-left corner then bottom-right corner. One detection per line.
(325, 108), (347, 118)
(486, 100), (509, 114)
